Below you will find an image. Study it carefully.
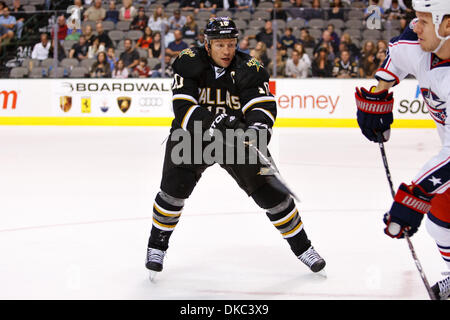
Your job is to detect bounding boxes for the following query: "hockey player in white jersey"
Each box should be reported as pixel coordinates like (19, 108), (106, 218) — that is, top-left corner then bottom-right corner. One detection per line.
(355, 0), (450, 300)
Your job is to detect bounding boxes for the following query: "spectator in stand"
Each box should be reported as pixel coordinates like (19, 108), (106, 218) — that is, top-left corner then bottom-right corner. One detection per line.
(0, 7), (16, 38)
(380, 0), (408, 11)
(332, 49), (358, 78)
(364, 0), (384, 21)
(168, 9), (186, 31)
(181, 14), (198, 40)
(119, 0), (137, 22)
(51, 15), (68, 43)
(96, 22), (113, 49)
(384, 0), (405, 21)
(10, 0), (25, 39)
(137, 26), (153, 49)
(212, 0), (236, 11)
(199, 1), (214, 11)
(112, 58), (129, 78)
(120, 38), (140, 70)
(268, 45), (287, 77)
(166, 29), (188, 58)
(132, 57), (152, 78)
(360, 40), (377, 61)
(180, 0), (201, 13)
(279, 27), (297, 50)
(237, 36), (250, 54)
(87, 36), (105, 59)
(147, 5), (168, 33)
(340, 33), (361, 61)
(328, 0), (344, 20)
(0, 24), (12, 54)
(69, 35), (89, 61)
(48, 39), (67, 62)
(288, 0), (307, 20)
(298, 28), (315, 48)
(271, 0), (287, 20)
(304, 0), (324, 20)
(90, 51), (111, 78)
(69, 0), (84, 28)
(31, 33), (51, 61)
(312, 47), (332, 77)
(285, 48), (311, 78)
(148, 31), (162, 59)
(84, 0), (106, 22)
(131, 6), (149, 31)
(254, 20), (276, 49)
(162, 54), (173, 78)
(252, 41), (270, 67)
(376, 47), (386, 69)
(82, 24), (96, 47)
(377, 39), (388, 54)
(106, 46), (118, 71)
(193, 29), (205, 47)
(326, 24), (340, 49)
(0, 1), (5, 10)
(313, 30), (337, 61)
(104, 0), (119, 24)
(358, 51), (378, 78)
(234, 0), (253, 13)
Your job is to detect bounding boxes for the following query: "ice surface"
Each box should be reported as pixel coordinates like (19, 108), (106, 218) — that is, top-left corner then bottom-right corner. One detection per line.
(0, 126), (445, 300)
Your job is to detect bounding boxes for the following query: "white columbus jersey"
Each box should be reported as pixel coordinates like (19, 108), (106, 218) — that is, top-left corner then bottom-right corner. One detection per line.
(375, 19), (450, 195)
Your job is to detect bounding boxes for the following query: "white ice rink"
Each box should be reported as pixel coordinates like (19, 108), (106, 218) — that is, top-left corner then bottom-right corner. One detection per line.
(0, 125), (446, 300)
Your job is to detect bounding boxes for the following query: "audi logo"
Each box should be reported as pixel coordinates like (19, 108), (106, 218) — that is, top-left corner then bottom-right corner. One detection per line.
(139, 97), (163, 107)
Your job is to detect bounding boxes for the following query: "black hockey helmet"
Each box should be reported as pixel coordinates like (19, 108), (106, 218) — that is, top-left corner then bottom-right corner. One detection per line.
(204, 17), (239, 41)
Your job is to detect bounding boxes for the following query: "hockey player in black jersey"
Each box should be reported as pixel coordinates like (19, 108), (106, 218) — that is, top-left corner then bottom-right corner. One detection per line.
(145, 17), (326, 280)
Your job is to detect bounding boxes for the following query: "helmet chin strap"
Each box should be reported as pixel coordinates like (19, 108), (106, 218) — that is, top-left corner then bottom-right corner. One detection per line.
(432, 23), (450, 54)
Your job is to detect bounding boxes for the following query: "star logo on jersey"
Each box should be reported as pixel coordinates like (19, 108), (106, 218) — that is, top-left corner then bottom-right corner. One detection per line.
(421, 88), (445, 109)
(421, 88), (446, 124)
(428, 176), (442, 186)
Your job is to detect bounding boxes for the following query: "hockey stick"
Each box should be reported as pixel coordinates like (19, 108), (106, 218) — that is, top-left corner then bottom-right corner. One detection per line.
(246, 142), (300, 202)
(376, 132), (436, 300)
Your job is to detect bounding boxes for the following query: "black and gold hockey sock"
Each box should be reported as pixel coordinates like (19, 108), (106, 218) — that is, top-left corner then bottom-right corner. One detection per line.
(148, 192), (184, 251)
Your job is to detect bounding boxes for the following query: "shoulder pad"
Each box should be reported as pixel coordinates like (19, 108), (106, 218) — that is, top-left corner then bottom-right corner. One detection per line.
(172, 46), (208, 78)
(389, 19), (418, 44)
(235, 55), (270, 88)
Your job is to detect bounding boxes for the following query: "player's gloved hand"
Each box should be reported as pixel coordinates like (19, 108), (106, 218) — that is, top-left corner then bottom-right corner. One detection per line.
(245, 122), (273, 146)
(383, 183), (432, 238)
(355, 86), (394, 143)
(208, 113), (244, 136)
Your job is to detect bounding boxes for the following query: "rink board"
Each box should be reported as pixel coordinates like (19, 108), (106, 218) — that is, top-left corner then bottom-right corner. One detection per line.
(0, 78), (435, 128)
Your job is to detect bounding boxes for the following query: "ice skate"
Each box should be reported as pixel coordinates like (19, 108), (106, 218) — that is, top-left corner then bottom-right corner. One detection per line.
(146, 248), (166, 281)
(298, 246), (326, 274)
(431, 275), (450, 300)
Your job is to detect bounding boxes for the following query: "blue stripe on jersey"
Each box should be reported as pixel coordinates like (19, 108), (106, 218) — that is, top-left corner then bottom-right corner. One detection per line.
(428, 212), (450, 229)
(417, 161), (450, 193)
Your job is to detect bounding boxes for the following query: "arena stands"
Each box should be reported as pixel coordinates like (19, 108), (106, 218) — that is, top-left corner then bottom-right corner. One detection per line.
(1, 0), (414, 79)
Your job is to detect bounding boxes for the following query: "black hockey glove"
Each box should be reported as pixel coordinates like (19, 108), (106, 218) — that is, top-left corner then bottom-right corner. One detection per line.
(355, 86), (394, 143)
(208, 113), (246, 146)
(383, 183), (432, 238)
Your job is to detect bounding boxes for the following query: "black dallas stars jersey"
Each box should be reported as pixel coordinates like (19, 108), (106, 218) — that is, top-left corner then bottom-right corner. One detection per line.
(170, 47), (277, 132)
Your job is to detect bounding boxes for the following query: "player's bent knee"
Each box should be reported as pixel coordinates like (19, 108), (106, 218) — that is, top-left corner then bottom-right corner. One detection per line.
(251, 182), (290, 209)
(160, 167), (199, 199)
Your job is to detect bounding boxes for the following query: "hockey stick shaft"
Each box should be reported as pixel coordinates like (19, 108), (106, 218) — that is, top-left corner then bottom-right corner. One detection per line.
(376, 132), (436, 300)
(247, 142), (300, 202)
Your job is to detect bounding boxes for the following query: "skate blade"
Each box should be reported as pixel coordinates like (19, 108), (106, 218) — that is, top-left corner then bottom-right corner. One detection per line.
(149, 271), (159, 282)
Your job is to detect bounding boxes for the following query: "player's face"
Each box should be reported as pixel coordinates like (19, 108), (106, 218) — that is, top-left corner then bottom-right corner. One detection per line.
(413, 12), (441, 52)
(207, 38), (237, 68)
